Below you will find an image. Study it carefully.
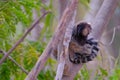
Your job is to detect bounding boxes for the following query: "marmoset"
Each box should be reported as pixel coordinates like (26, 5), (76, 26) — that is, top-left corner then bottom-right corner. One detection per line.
(52, 22), (99, 64)
(69, 22), (99, 64)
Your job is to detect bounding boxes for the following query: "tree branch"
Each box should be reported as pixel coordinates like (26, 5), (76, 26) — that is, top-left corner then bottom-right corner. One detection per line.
(55, 4), (77, 80)
(25, 0), (78, 80)
(103, 25), (120, 37)
(60, 0), (119, 79)
(58, 0), (69, 20)
(90, 0), (119, 40)
(0, 11), (50, 65)
(0, 50), (28, 74)
(100, 25), (120, 46)
(25, 0), (119, 79)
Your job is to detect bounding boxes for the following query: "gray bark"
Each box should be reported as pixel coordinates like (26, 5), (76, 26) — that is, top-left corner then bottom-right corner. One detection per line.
(63, 0), (119, 79)
(25, 0), (78, 80)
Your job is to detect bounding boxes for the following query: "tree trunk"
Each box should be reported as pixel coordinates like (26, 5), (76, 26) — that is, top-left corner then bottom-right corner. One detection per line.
(61, 0), (119, 79)
(25, 0), (78, 80)
(90, 0), (119, 39)
(84, 0), (103, 80)
(87, 0), (119, 79)
(25, 0), (119, 79)
(84, 0), (103, 23)
(58, 0), (69, 20)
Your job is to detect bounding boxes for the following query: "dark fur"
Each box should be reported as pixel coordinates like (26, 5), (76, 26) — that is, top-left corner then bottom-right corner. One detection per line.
(69, 22), (99, 64)
(72, 22), (91, 46)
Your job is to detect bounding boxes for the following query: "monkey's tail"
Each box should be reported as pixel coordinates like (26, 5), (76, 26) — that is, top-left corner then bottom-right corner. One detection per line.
(69, 53), (82, 64)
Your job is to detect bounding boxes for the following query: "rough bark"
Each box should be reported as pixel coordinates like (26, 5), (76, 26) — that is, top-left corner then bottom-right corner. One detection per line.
(55, 8), (76, 80)
(25, 0), (78, 80)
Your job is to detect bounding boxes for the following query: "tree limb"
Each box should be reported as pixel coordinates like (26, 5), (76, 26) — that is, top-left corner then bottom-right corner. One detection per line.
(25, 0), (119, 79)
(90, 0), (119, 40)
(25, 0), (78, 80)
(55, 4), (77, 80)
(60, 0), (119, 79)
(0, 50), (28, 74)
(0, 11), (50, 65)
(100, 25), (120, 46)
(103, 25), (120, 37)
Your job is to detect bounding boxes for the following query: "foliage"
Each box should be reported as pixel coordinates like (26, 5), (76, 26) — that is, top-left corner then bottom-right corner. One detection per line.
(0, 0), (54, 80)
(0, 0), (39, 50)
(79, 0), (90, 8)
(0, 0), (120, 80)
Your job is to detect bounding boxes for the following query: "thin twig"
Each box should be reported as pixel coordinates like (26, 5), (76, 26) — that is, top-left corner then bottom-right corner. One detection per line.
(0, 49), (28, 74)
(0, 11), (50, 65)
(99, 44), (104, 66)
(100, 26), (120, 46)
(104, 26), (120, 46)
(0, 1), (9, 11)
(108, 27), (116, 45)
(103, 25), (120, 37)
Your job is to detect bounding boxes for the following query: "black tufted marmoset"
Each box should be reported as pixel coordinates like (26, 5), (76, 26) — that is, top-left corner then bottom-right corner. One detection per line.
(69, 22), (99, 64)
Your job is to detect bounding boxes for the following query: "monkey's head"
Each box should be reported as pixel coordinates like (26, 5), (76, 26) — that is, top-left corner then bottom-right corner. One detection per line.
(72, 22), (91, 45)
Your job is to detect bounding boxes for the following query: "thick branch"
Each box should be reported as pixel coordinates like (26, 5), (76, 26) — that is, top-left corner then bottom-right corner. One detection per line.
(58, 0), (69, 19)
(55, 7), (76, 80)
(0, 50), (28, 74)
(60, 0), (119, 79)
(0, 11), (50, 65)
(90, 0), (119, 39)
(25, 0), (78, 80)
(84, 0), (103, 23)
(25, 0), (119, 79)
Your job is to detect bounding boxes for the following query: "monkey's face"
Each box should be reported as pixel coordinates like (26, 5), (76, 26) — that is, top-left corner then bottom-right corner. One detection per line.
(72, 22), (92, 45)
(82, 25), (91, 37)
(76, 22), (91, 37)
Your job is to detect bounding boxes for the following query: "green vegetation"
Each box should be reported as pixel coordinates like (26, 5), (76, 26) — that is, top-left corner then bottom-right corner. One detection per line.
(0, 0), (120, 80)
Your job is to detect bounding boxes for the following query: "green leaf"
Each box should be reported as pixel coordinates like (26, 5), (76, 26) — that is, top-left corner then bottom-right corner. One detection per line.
(99, 67), (108, 76)
(79, 0), (90, 8)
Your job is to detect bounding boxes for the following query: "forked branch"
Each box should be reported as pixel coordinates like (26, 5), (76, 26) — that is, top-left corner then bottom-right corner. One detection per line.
(0, 50), (28, 74)
(25, 0), (78, 80)
(0, 11), (50, 65)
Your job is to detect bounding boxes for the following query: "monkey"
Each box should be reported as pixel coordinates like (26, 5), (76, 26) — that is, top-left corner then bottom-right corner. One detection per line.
(52, 22), (99, 64)
(52, 22), (99, 77)
(68, 22), (99, 64)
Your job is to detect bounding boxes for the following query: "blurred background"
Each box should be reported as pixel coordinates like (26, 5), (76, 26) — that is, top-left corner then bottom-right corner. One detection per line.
(0, 0), (120, 80)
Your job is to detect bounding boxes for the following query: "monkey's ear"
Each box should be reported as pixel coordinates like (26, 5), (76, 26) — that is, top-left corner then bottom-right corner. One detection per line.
(77, 24), (83, 33)
(72, 26), (77, 36)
